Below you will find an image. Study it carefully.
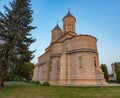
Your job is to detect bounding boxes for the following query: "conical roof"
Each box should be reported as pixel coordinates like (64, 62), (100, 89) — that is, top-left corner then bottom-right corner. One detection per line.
(52, 24), (62, 32)
(62, 10), (76, 20)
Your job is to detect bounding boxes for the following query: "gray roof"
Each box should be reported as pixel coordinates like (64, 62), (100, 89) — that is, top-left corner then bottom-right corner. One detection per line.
(63, 11), (76, 20)
(52, 24), (62, 32)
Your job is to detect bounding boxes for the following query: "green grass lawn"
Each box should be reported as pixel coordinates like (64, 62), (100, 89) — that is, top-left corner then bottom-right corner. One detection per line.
(0, 82), (120, 98)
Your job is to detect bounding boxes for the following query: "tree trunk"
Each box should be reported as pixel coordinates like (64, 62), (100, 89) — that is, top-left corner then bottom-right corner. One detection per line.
(0, 74), (4, 88)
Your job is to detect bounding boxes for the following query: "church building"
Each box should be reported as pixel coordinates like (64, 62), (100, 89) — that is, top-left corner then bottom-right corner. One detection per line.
(33, 10), (106, 86)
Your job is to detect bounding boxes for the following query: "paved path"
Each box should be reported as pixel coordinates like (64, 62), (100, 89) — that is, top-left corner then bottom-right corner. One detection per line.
(105, 83), (120, 86)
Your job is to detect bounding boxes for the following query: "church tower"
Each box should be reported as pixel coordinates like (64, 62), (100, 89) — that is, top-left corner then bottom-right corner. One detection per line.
(62, 10), (76, 34)
(51, 24), (63, 43)
(33, 10), (106, 86)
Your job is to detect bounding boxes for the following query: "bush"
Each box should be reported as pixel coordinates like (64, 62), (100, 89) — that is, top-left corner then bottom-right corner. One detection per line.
(13, 76), (22, 81)
(42, 82), (50, 86)
(30, 81), (41, 85)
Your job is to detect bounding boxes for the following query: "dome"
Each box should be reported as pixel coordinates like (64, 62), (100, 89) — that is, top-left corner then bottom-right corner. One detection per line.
(62, 10), (76, 21)
(52, 24), (62, 32)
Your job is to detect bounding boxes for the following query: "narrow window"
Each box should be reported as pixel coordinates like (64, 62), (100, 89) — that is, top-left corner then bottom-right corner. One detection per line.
(49, 61), (52, 71)
(57, 60), (60, 70)
(79, 57), (82, 68)
(94, 57), (97, 67)
(42, 67), (44, 74)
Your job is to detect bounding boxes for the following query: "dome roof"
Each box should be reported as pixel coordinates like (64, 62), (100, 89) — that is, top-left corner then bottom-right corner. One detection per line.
(62, 10), (76, 20)
(52, 24), (62, 32)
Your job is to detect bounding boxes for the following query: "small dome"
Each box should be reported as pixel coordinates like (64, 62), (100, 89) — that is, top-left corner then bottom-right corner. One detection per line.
(52, 24), (62, 32)
(62, 10), (76, 20)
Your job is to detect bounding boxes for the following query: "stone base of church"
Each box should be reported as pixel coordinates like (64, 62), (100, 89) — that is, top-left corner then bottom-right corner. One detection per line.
(39, 79), (107, 86)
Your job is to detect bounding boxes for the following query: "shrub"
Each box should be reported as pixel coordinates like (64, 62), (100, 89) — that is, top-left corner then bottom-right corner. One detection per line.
(101, 64), (109, 82)
(34, 81), (41, 85)
(42, 82), (50, 86)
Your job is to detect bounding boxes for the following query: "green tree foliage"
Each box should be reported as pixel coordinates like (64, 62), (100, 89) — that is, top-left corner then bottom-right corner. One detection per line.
(114, 63), (120, 83)
(4, 62), (34, 82)
(4, 68), (15, 81)
(0, 0), (36, 87)
(101, 64), (109, 82)
(14, 62), (34, 81)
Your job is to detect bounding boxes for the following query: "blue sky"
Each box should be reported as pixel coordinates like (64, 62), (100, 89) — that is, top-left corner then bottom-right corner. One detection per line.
(0, 0), (120, 73)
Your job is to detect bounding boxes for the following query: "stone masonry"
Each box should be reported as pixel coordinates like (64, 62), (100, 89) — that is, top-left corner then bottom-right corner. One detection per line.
(32, 11), (106, 86)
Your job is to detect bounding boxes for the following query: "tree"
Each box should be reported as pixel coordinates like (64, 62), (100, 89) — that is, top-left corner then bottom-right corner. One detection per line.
(14, 62), (34, 81)
(114, 63), (120, 83)
(0, 0), (36, 87)
(101, 64), (109, 82)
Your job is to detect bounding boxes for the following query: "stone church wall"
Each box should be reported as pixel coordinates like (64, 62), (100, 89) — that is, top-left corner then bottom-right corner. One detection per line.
(32, 11), (106, 86)
(68, 35), (97, 51)
(37, 51), (51, 83)
(49, 57), (60, 85)
(66, 52), (97, 85)
(51, 43), (62, 54)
